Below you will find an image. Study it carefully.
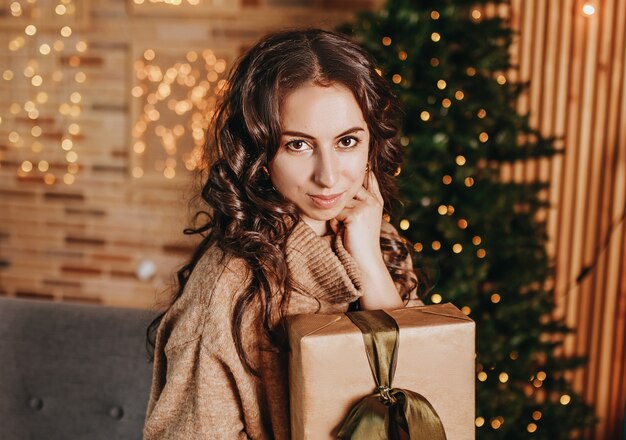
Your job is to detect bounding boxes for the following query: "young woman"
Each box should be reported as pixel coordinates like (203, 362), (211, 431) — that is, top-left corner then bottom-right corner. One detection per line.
(143, 28), (424, 439)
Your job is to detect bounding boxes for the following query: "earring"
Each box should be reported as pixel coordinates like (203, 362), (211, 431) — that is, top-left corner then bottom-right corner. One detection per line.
(365, 163), (370, 172)
(261, 165), (270, 176)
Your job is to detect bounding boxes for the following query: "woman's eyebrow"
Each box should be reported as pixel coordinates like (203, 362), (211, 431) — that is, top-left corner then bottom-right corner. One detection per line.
(280, 127), (365, 140)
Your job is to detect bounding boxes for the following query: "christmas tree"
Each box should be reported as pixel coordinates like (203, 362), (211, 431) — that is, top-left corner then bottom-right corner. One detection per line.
(339, 0), (597, 438)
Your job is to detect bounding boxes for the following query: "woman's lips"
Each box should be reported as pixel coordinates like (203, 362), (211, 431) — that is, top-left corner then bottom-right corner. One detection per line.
(308, 192), (344, 209)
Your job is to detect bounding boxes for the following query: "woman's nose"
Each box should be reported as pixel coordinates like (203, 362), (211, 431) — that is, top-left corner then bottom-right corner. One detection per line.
(313, 149), (338, 188)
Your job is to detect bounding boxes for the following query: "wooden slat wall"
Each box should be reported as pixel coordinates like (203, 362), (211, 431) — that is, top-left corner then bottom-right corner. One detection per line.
(502, 0), (626, 438)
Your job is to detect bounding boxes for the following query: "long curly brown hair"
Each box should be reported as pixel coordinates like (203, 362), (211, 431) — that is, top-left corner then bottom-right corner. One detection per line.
(146, 28), (419, 376)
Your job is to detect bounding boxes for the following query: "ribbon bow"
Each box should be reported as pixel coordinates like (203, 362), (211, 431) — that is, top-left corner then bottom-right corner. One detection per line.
(337, 309), (447, 440)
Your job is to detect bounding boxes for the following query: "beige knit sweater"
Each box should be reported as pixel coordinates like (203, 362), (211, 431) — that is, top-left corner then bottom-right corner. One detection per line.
(143, 220), (423, 439)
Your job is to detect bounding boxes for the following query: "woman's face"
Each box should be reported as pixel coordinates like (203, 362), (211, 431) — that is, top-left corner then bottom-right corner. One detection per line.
(269, 82), (370, 236)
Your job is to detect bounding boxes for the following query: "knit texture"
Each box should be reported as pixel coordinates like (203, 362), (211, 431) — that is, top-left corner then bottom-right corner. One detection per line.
(143, 220), (422, 439)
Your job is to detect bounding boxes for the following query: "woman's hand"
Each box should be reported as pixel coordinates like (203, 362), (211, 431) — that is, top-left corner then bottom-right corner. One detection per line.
(330, 171), (404, 310)
(330, 170), (384, 268)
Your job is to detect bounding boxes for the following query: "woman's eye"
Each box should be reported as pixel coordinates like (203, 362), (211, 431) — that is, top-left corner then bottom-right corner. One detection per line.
(285, 140), (310, 151)
(339, 136), (358, 148)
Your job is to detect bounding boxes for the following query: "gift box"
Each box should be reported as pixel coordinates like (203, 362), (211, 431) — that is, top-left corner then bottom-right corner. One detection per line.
(287, 303), (475, 440)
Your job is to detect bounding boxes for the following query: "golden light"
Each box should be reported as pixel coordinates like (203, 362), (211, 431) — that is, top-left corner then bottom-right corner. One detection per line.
(432, 240), (441, 251)
(62, 139), (73, 150)
(67, 163), (79, 174)
(392, 74), (402, 84)
(472, 9), (481, 20)
(456, 155), (466, 166)
(60, 26), (73, 37)
(36, 92), (48, 103)
(477, 249), (487, 258)
(132, 167), (144, 178)
(437, 79), (447, 89)
(38, 160), (49, 172)
(479, 132), (489, 142)
(382, 36), (392, 46)
(10, 1), (22, 16)
(431, 293), (442, 303)
(532, 411), (542, 420)
(413, 242), (423, 252)
(70, 92), (82, 103)
(560, 394), (571, 405)
(491, 293), (501, 303)
(465, 177), (475, 187)
(490, 418), (502, 429)
(466, 67), (476, 76)
(398, 51), (407, 61)
(472, 236), (482, 245)
(475, 417), (485, 427)
(76, 41), (88, 52)
(134, 141), (146, 154)
(163, 167), (176, 179)
(131, 86), (144, 98)
(430, 11), (440, 20)
(66, 151), (78, 163)
(44, 174), (56, 185)
(527, 423), (537, 433)
(452, 244), (463, 254)
(431, 32), (441, 42)
(8, 131), (20, 143)
(497, 74), (507, 85)
(23, 66), (35, 77)
(442, 175), (452, 185)
(582, 2), (596, 16)
(420, 111), (431, 121)
(477, 372), (487, 382)
(63, 173), (75, 185)
(461, 306), (471, 315)
(442, 98), (451, 108)
(53, 40), (64, 51)
(31, 126), (42, 137)
(75, 72), (86, 83)
(455, 90), (465, 100)
(430, 58), (440, 67)
(478, 108), (487, 118)
(39, 44), (51, 55)
(68, 123), (80, 135)
(55, 4), (67, 14)
(2, 70), (14, 81)
(438, 205), (448, 215)
(144, 49), (156, 61)
(458, 219), (468, 229)
(394, 166), (401, 176)
(21, 161), (33, 172)
(25, 25), (37, 36)
(499, 372), (509, 383)
(399, 219), (410, 230)
(536, 371), (547, 381)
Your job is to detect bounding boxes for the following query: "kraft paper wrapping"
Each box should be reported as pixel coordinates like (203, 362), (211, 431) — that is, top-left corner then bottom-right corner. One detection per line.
(287, 303), (476, 440)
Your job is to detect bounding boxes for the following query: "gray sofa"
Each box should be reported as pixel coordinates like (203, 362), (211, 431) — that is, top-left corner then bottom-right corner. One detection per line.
(0, 296), (157, 440)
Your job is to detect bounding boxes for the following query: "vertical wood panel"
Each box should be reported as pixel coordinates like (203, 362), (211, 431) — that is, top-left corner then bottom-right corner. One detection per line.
(505, 0), (626, 438)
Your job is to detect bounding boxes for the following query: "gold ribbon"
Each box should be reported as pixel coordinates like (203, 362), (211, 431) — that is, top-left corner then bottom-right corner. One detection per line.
(337, 309), (447, 440)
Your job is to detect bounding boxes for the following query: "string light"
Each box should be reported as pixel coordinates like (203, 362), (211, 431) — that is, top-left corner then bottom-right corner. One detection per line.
(399, 219), (410, 230)
(431, 293), (442, 303)
(582, 2), (596, 16)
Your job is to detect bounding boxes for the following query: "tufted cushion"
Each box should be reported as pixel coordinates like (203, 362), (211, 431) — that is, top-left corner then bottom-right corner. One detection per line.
(0, 296), (157, 440)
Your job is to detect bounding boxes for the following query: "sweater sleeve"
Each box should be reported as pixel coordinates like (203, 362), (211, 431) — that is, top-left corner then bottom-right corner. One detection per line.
(143, 337), (252, 439)
(143, 253), (275, 440)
